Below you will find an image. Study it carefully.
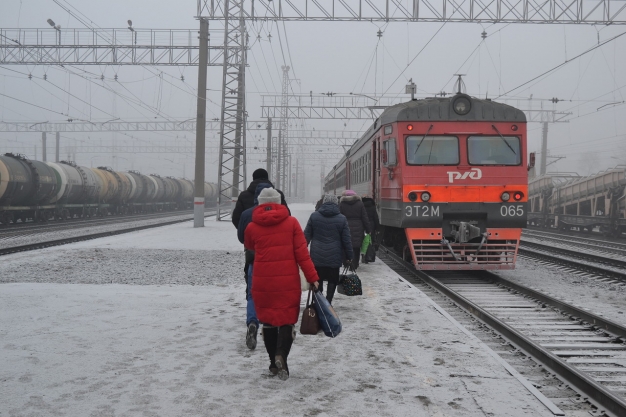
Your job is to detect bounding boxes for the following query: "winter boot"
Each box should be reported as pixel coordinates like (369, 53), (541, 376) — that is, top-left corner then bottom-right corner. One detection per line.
(262, 326), (278, 375)
(275, 325), (295, 381)
(326, 281), (337, 304)
(246, 322), (258, 350)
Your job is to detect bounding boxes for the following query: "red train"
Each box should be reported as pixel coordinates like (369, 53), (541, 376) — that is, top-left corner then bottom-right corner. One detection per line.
(324, 93), (531, 270)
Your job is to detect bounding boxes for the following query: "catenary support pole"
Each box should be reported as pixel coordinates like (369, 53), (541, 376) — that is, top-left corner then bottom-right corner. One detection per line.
(276, 130), (282, 189)
(194, 18), (209, 228)
(266, 117), (272, 179)
(42, 132), (47, 162)
(55, 132), (60, 162)
(540, 121), (548, 176)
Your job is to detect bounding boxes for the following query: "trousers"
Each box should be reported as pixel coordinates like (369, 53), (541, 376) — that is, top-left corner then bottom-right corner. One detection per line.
(315, 266), (340, 304)
(246, 264), (258, 326)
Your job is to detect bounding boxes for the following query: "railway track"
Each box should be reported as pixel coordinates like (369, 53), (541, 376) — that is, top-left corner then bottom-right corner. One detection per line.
(379, 247), (626, 416)
(523, 230), (626, 258)
(0, 209), (199, 241)
(0, 209), (217, 256)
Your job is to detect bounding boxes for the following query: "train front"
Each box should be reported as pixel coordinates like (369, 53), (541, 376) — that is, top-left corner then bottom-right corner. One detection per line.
(379, 94), (528, 270)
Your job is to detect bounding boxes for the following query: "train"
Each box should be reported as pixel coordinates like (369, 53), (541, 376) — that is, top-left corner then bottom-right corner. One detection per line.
(528, 167), (626, 236)
(0, 153), (218, 225)
(324, 92), (531, 270)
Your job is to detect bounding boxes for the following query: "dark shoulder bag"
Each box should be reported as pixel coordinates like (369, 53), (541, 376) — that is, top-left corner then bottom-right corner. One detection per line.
(300, 288), (321, 335)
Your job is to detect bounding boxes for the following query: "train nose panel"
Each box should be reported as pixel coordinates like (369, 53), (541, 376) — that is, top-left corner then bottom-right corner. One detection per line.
(405, 228), (521, 270)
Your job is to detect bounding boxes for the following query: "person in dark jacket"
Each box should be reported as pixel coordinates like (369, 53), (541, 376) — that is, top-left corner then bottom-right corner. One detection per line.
(231, 168), (289, 229)
(361, 196), (380, 263)
(237, 183), (273, 350)
(304, 194), (353, 304)
(314, 196), (324, 211)
(245, 188), (319, 381)
(339, 190), (371, 270)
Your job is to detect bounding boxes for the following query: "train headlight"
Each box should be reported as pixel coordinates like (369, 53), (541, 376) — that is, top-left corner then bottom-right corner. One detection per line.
(421, 192), (431, 202)
(501, 192), (510, 202)
(453, 96), (471, 115)
(513, 192), (524, 201)
(408, 192), (418, 202)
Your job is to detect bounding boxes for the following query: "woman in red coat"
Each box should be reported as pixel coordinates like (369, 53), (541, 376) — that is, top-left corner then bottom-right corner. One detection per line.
(244, 188), (319, 381)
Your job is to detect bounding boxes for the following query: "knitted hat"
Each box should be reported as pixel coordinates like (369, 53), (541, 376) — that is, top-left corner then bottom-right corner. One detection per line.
(252, 168), (269, 180)
(323, 194), (338, 205)
(257, 187), (281, 205)
(342, 190), (357, 196)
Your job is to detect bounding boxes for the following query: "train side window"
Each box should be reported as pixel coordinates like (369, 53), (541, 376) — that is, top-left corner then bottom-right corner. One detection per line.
(406, 136), (459, 165)
(383, 138), (397, 167)
(468, 136), (521, 165)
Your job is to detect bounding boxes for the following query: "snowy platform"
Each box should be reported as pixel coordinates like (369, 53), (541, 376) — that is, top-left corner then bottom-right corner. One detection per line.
(1, 204), (553, 416)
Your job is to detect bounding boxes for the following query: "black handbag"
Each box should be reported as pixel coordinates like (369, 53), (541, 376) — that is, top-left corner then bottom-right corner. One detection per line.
(337, 266), (363, 296)
(300, 289), (321, 335)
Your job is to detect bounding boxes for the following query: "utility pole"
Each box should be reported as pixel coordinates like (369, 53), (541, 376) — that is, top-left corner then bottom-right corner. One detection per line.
(278, 65), (290, 191)
(41, 132), (47, 162)
(194, 18), (209, 228)
(55, 132), (60, 162)
(266, 117), (272, 178)
(276, 130), (282, 189)
(231, 31), (247, 198)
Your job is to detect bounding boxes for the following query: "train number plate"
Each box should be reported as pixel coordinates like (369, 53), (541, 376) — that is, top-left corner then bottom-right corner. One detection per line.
(405, 205), (441, 217)
(500, 205), (525, 217)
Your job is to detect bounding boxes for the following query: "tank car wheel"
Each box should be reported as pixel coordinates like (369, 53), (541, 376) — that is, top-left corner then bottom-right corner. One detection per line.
(1, 213), (12, 226)
(19, 215), (27, 224)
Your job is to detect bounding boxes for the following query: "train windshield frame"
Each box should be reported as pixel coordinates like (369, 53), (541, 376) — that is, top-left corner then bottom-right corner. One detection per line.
(467, 136), (521, 166)
(405, 135), (459, 165)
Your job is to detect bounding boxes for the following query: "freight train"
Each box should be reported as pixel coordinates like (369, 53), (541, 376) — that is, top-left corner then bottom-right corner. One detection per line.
(528, 167), (626, 236)
(0, 153), (218, 225)
(324, 93), (531, 270)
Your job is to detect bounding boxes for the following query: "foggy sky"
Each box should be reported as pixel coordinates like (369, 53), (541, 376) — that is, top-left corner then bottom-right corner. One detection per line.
(1, 0), (625, 195)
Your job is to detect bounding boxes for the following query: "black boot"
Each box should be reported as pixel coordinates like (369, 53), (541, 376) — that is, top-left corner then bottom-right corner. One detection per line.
(326, 281), (337, 304)
(275, 325), (295, 381)
(262, 326), (278, 375)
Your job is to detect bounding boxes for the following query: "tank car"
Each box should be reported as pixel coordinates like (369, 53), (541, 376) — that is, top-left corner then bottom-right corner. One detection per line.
(324, 93), (530, 270)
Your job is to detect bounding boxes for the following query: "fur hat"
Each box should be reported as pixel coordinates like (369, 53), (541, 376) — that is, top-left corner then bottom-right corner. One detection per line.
(323, 194), (338, 205)
(252, 168), (269, 180)
(257, 187), (281, 205)
(342, 190), (357, 196)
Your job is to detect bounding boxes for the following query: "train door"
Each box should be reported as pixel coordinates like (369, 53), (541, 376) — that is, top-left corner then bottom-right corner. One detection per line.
(345, 160), (351, 191)
(373, 138), (380, 203)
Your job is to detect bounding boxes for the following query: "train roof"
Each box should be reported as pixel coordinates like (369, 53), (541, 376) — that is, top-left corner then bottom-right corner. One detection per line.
(327, 94), (526, 175)
(379, 94), (526, 125)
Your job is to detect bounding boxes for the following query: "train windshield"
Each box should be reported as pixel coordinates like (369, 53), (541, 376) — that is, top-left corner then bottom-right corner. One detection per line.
(406, 136), (459, 165)
(468, 136), (521, 165)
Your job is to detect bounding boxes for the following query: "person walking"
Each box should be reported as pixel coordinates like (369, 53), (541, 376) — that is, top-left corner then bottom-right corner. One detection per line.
(304, 194), (353, 304)
(244, 188), (319, 381)
(231, 168), (289, 228)
(361, 195), (379, 263)
(237, 183), (274, 350)
(339, 190), (371, 271)
(232, 169), (289, 351)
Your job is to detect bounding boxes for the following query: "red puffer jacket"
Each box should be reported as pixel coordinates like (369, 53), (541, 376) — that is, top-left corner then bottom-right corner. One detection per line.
(244, 203), (319, 326)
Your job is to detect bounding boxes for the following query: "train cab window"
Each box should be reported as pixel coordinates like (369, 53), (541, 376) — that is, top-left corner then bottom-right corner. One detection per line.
(382, 139), (397, 166)
(468, 136), (521, 165)
(406, 136), (459, 165)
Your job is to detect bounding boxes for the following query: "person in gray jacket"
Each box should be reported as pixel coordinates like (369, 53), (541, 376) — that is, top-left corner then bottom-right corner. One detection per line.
(304, 194), (353, 304)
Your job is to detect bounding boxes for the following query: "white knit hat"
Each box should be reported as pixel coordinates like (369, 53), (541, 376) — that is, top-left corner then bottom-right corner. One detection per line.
(257, 187), (281, 205)
(323, 194), (338, 205)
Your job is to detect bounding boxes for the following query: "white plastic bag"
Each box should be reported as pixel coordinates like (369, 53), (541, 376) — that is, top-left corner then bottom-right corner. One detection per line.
(299, 268), (309, 291)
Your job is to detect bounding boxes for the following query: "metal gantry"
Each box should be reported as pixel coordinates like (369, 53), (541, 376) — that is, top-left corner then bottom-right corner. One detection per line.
(216, 0), (247, 219)
(0, 28), (232, 66)
(197, 0), (626, 24)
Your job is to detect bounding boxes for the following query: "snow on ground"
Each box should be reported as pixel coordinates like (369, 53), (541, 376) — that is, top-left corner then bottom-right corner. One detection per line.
(0, 203), (553, 416)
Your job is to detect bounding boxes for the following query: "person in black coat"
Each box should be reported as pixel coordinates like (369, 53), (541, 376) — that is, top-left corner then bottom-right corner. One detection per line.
(361, 196), (380, 263)
(231, 168), (289, 229)
(339, 190), (371, 270)
(304, 194), (353, 304)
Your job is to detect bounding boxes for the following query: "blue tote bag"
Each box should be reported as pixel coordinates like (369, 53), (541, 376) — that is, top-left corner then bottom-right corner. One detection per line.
(313, 290), (342, 338)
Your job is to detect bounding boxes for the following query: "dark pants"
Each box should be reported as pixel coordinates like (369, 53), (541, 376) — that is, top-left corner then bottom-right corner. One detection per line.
(351, 246), (361, 270)
(315, 266), (340, 304)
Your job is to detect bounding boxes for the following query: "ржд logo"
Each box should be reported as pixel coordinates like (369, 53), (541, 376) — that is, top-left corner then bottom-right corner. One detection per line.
(447, 168), (482, 183)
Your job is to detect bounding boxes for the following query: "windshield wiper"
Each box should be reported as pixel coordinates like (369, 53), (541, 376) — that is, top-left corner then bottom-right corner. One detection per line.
(491, 125), (517, 155)
(413, 124), (434, 155)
